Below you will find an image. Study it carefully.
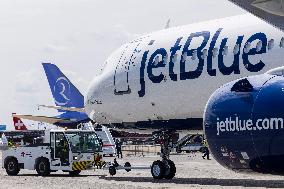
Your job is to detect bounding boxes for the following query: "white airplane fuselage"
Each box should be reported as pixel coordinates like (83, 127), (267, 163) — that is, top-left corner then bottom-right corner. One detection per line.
(85, 14), (284, 129)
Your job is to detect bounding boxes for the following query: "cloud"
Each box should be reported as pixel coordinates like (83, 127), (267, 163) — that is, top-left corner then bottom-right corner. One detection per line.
(41, 44), (68, 54)
(14, 69), (42, 93)
(88, 25), (140, 46)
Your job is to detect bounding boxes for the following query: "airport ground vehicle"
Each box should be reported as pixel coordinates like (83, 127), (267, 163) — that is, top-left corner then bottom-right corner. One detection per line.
(2, 129), (103, 176)
(180, 142), (204, 153)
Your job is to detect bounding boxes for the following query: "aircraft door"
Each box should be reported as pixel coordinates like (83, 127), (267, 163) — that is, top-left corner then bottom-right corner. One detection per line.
(114, 41), (143, 95)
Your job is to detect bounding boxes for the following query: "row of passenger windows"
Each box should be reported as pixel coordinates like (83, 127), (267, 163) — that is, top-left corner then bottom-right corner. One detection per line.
(153, 38), (283, 64)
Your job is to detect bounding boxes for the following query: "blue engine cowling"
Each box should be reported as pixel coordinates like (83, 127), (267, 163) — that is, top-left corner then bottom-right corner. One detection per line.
(204, 72), (284, 174)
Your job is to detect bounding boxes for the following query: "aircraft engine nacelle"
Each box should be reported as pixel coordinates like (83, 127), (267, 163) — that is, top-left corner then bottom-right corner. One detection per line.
(204, 70), (284, 174)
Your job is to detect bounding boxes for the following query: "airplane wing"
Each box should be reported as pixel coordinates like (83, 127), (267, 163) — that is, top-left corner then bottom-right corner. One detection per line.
(228, 0), (284, 31)
(38, 105), (85, 113)
(12, 114), (86, 128)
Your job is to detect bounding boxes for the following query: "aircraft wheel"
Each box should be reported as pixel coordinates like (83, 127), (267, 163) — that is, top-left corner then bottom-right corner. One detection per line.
(5, 157), (20, 176)
(164, 160), (176, 179)
(109, 166), (116, 176)
(124, 162), (131, 172)
(176, 148), (182, 153)
(151, 160), (165, 179)
(36, 158), (50, 176)
(69, 170), (81, 176)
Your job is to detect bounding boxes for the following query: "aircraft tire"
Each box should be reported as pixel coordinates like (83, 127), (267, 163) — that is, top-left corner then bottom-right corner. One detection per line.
(163, 160), (176, 179)
(36, 158), (50, 176)
(5, 157), (20, 176)
(109, 166), (116, 176)
(69, 170), (81, 176)
(124, 162), (131, 172)
(151, 160), (166, 179)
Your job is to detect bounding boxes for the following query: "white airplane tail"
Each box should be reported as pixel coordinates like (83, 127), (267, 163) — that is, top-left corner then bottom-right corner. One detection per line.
(12, 113), (28, 130)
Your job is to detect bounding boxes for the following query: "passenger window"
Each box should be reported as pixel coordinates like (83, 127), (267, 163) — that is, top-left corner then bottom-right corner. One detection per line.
(256, 41), (262, 52)
(163, 54), (168, 63)
(202, 49), (208, 59)
(212, 48), (218, 58)
(268, 39), (274, 50)
(191, 50), (197, 60)
(154, 56), (159, 65)
(222, 46), (228, 56)
(280, 37), (284, 48)
(173, 54), (178, 62)
(182, 52), (187, 62)
(233, 44), (239, 55)
(244, 42), (251, 53)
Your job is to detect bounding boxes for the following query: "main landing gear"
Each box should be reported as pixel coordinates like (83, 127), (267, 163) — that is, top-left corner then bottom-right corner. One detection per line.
(151, 129), (177, 179)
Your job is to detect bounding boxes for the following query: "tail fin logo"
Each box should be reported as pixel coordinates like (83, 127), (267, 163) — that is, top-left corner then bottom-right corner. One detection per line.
(15, 120), (24, 130)
(13, 114), (27, 130)
(54, 77), (71, 106)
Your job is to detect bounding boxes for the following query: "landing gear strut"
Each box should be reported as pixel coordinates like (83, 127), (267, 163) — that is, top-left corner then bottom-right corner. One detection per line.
(151, 129), (177, 179)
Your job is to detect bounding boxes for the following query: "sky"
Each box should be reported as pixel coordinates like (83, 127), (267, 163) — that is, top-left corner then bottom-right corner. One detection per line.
(0, 0), (245, 129)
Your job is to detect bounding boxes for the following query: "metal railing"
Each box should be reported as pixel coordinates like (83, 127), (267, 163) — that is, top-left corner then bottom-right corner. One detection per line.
(121, 144), (161, 157)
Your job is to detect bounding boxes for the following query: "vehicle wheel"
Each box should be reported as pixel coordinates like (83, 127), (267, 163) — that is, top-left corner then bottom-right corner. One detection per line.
(5, 158), (19, 176)
(124, 162), (131, 172)
(164, 160), (176, 179)
(69, 170), (81, 176)
(36, 158), (50, 176)
(109, 166), (116, 176)
(176, 148), (181, 153)
(151, 160), (165, 179)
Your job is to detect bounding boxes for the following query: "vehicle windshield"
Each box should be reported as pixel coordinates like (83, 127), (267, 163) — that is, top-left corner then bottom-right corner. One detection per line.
(65, 132), (102, 153)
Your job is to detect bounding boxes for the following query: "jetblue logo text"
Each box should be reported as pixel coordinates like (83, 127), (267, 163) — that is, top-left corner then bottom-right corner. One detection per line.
(216, 117), (284, 136)
(138, 28), (267, 97)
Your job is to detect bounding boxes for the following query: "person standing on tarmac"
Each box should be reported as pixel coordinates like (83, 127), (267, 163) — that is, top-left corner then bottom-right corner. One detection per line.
(202, 139), (210, 160)
(115, 139), (123, 158)
(58, 139), (69, 165)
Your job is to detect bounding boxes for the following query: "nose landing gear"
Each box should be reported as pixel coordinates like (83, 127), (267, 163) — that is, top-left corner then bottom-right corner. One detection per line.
(151, 129), (177, 179)
(105, 129), (178, 179)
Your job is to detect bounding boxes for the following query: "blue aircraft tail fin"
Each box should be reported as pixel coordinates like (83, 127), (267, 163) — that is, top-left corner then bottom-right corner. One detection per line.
(42, 63), (84, 110)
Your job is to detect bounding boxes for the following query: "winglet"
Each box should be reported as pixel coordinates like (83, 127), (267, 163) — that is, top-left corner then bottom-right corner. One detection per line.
(165, 18), (171, 29)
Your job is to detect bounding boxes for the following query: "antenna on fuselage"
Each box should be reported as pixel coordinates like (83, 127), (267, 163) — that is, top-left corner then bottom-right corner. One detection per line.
(165, 18), (171, 29)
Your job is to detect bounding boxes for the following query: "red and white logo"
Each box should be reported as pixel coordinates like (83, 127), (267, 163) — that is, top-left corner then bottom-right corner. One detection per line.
(12, 114), (27, 130)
